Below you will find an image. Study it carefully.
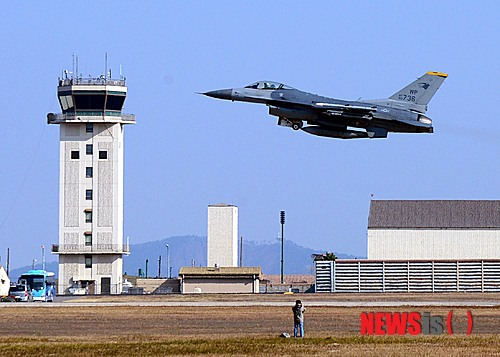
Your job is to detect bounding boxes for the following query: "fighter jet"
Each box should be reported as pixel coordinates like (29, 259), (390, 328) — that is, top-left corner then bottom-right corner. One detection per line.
(202, 72), (447, 139)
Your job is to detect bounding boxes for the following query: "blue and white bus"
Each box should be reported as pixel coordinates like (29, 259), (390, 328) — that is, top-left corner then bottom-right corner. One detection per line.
(18, 270), (56, 302)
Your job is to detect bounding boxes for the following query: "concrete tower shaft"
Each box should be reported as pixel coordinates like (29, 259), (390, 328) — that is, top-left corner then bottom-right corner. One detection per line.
(49, 73), (135, 295)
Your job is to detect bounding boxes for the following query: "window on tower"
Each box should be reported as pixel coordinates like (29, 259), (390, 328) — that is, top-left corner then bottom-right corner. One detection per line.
(86, 144), (93, 155)
(86, 167), (93, 178)
(86, 189), (93, 200)
(84, 233), (92, 246)
(86, 123), (93, 133)
(71, 151), (79, 159)
(85, 256), (92, 268)
(99, 151), (108, 159)
(85, 210), (92, 223)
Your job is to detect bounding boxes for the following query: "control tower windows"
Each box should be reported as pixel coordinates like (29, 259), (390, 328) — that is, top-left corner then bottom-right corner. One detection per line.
(86, 144), (93, 155)
(74, 94), (105, 110)
(106, 95), (126, 110)
(58, 95), (74, 111)
(71, 151), (79, 159)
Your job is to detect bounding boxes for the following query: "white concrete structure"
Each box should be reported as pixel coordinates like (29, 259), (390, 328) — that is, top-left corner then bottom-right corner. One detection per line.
(367, 200), (500, 260)
(0, 266), (10, 296)
(207, 204), (238, 267)
(49, 75), (135, 294)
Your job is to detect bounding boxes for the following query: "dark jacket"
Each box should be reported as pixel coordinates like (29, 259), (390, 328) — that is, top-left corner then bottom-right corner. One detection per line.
(292, 304), (306, 323)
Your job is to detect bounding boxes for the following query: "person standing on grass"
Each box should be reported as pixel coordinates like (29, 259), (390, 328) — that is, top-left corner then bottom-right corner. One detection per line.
(292, 299), (306, 338)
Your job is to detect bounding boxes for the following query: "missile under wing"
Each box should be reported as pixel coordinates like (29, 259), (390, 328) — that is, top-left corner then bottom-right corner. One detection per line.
(202, 72), (447, 139)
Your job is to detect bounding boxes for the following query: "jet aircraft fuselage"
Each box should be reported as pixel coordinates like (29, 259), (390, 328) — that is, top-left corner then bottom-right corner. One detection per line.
(203, 72), (447, 139)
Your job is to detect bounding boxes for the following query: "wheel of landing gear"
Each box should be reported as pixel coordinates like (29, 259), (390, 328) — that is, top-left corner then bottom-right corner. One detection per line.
(292, 123), (301, 131)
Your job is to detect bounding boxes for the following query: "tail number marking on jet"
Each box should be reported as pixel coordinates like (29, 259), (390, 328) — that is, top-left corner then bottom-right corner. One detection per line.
(398, 94), (416, 102)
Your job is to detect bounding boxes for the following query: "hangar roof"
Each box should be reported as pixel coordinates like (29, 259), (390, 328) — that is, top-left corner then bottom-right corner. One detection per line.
(368, 200), (500, 229)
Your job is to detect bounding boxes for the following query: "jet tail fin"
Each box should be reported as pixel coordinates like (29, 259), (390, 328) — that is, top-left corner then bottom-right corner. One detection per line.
(389, 71), (447, 107)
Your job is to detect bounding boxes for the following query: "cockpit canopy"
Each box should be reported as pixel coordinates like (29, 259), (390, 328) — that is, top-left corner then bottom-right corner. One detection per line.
(244, 81), (295, 90)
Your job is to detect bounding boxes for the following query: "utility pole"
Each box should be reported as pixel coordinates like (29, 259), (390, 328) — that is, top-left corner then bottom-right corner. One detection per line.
(280, 210), (285, 284)
(6, 248), (10, 275)
(145, 259), (149, 278)
(41, 245), (45, 271)
(165, 244), (170, 279)
(239, 236), (243, 267)
(158, 255), (161, 278)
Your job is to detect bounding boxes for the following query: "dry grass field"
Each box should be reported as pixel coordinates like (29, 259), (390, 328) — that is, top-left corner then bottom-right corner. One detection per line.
(1, 295), (499, 356)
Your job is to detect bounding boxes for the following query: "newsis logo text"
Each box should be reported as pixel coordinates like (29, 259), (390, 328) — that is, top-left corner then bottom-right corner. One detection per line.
(360, 311), (473, 335)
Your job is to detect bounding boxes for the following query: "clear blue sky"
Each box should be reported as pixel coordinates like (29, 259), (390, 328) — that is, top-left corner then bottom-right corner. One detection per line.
(0, 2), (498, 269)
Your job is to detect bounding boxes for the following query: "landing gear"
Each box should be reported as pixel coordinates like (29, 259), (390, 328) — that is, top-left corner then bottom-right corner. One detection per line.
(278, 117), (303, 131)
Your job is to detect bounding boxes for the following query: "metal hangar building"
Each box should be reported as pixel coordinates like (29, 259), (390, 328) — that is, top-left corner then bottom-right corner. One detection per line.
(315, 200), (500, 293)
(368, 200), (500, 260)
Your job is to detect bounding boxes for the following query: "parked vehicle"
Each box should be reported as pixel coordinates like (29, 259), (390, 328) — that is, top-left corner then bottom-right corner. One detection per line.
(9, 283), (31, 302)
(18, 270), (55, 302)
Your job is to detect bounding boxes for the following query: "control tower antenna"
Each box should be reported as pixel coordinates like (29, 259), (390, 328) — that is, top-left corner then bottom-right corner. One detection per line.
(105, 52), (108, 81)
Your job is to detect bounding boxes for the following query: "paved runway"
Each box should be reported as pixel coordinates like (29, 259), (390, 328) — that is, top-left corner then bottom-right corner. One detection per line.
(2, 300), (499, 308)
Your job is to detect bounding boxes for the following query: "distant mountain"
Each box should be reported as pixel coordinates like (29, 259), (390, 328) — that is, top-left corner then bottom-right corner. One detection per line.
(7, 236), (359, 279)
(123, 235), (207, 277)
(123, 235), (358, 276)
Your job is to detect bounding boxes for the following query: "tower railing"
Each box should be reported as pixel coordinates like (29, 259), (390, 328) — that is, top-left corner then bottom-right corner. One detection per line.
(59, 78), (126, 86)
(48, 112), (136, 124)
(52, 244), (130, 254)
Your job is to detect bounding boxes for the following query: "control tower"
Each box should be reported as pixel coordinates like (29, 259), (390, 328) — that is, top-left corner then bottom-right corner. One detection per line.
(48, 70), (135, 295)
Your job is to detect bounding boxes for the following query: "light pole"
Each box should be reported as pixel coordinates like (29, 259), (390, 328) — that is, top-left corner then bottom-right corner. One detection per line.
(165, 244), (170, 279)
(280, 210), (285, 284)
(32, 259), (37, 270)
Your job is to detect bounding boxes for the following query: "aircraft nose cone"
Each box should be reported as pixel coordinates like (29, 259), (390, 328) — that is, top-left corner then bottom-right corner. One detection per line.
(203, 89), (233, 100)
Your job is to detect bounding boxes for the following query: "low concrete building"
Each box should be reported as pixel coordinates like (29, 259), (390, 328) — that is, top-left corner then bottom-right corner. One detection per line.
(135, 278), (180, 294)
(179, 267), (261, 294)
(260, 274), (315, 293)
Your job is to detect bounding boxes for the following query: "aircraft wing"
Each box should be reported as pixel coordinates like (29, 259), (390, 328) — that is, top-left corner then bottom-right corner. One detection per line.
(313, 102), (377, 114)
